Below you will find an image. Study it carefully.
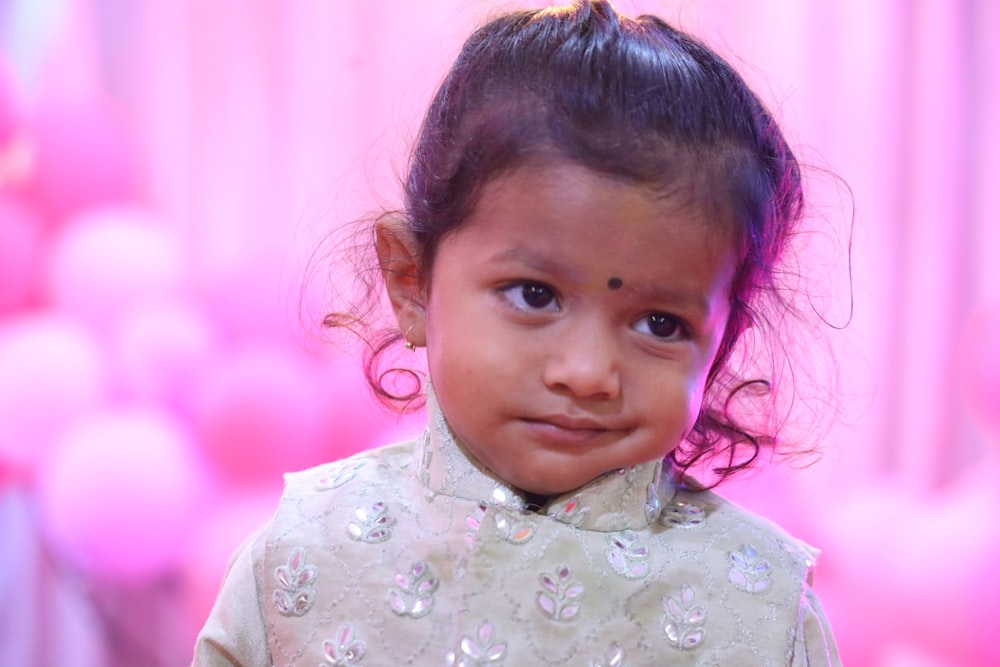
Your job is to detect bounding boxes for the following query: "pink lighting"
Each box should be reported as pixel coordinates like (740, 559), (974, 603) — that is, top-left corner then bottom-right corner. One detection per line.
(0, 1), (996, 665)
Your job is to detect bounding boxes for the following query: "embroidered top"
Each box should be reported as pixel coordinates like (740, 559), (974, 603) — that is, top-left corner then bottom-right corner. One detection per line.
(192, 395), (840, 666)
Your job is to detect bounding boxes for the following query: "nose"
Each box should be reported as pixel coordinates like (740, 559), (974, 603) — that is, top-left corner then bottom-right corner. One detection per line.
(541, 325), (621, 400)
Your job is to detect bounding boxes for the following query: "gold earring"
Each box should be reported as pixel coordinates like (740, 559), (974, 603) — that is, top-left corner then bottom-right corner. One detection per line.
(404, 325), (416, 350)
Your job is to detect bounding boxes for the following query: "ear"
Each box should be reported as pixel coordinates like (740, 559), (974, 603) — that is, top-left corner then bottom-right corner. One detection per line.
(375, 215), (427, 346)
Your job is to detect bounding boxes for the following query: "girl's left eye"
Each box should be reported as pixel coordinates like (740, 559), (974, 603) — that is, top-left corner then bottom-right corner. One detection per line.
(633, 313), (687, 341)
(500, 282), (559, 312)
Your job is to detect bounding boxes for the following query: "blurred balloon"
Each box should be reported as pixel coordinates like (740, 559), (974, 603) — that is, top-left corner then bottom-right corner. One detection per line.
(819, 473), (1000, 666)
(37, 407), (209, 581)
(112, 299), (217, 414)
(0, 312), (107, 474)
(192, 344), (340, 486)
(201, 252), (298, 345)
(44, 205), (186, 329)
(19, 98), (140, 222)
(957, 303), (1000, 442)
(0, 196), (45, 312)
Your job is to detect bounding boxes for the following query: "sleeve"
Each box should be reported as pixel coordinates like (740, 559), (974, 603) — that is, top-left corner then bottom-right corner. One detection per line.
(190, 526), (272, 667)
(790, 586), (842, 667)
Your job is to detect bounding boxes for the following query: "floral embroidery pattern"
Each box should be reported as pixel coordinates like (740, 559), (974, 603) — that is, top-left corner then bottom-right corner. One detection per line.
(273, 547), (317, 617)
(662, 584), (707, 650)
(605, 530), (650, 580)
(446, 621), (507, 666)
(549, 495), (589, 526)
(494, 509), (536, 544)
(589, 641), (626, 667)
(347, 501), (395, 543)
(537, 564), (585, 621)
(388, 561), (439, 618)
(465, 503), (488, 548)
(659, 500), (706, 528)
(727, 544), (773, 593)
(320, 622), (366, 666)
(315, 461), (364, 492)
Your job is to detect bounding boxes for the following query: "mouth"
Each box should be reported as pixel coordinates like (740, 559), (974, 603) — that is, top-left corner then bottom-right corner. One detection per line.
(521, 415), (620, 445)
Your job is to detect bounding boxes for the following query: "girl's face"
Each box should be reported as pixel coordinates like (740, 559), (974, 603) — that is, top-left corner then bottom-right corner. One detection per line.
(383, 160), (738, 496)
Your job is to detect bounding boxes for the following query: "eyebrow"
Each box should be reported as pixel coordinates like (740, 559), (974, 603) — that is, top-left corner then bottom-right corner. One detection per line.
(487, 246), (589, 283)
(624, 283), (712, 319)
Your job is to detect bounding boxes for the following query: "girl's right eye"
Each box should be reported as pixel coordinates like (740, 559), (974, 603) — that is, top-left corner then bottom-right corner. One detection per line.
(500, 282), (559, 312)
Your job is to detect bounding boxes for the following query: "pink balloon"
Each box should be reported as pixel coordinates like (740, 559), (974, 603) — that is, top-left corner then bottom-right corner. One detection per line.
(193, 345), (339, 485)
(0, 312), (108, 473)
(37, 407), (209, 581)
(44, 206), (186, 329)
(0, 196), (45, 313)
(20, 98), (139, 222)
(112, 299), (217, 413)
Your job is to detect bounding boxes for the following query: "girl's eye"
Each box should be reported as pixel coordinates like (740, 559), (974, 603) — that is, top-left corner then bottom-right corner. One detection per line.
(500, 282), (559, 312)
(634, 313), (686, 340)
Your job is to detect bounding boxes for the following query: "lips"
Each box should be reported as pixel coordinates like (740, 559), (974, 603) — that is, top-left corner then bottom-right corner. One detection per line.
(521, 415), (620, 445)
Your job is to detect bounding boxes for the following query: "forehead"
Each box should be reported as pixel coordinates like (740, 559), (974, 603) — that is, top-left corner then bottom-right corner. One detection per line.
(465, 159), (734, 251)
(441, 159), (738, 295)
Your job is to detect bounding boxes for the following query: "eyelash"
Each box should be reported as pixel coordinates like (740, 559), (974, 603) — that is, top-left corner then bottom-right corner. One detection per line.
(498, 281), (691, 342)
(499, 281), (560, 312)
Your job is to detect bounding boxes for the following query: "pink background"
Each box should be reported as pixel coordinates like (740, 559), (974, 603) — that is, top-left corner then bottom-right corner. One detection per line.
(1, 1), (998, 665)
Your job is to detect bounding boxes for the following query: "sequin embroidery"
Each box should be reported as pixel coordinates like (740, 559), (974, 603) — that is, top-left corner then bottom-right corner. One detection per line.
(272, 547), (317, 617)
(662, 584), (707, 650)
(549, 495), (589, 526)
(605, 530), (650, 580)
(494, 509), (536, 544)
(537, 564), (585, 621)
(659, 499), (706, 528)
(728, 544), (773, 593)
(321, 622), (366, 666)
(589, 642), (626, 667)
(446, 621), (507, 666)
(315, 461), (364, 492)
(388, 561), (439, 618)
(347, 501), (396, 543)
(465, 503), (487, 548)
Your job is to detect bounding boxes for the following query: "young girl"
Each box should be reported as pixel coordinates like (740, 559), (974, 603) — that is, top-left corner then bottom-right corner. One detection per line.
(193, 2), (841, 665)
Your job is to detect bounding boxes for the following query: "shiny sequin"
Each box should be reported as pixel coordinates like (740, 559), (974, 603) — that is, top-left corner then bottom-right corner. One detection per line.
(347, 501), (396, 543)
(321, 622), (366, 665)
(315, 461), (364, 492)
(728, 544), (773, 593)
(494, 510), (536, 544)
(465, 503), (487, 548)
(662, 584), (707, 650)
(589, 642), (626, 667)
(537, 564), (585, 621)
(659, 499), (706, 528)
(605, 530), (650, 580)
(446, 621), (507, 666)
(388, 561), (439, 618)
(272, 547), (317, 617)
(549, 495), (589, 526)
(489, 485), (527, 511)
(419, 438), (433, 490)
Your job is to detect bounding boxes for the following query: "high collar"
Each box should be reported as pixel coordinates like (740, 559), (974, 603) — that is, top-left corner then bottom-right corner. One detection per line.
(412, 389), (676, 532)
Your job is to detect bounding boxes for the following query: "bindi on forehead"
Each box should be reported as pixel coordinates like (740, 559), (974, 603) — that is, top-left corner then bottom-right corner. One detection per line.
(607, 276), (623, 290)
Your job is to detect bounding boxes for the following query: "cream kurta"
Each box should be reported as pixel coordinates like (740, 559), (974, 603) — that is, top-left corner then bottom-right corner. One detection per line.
(193, 398), (840, 666)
